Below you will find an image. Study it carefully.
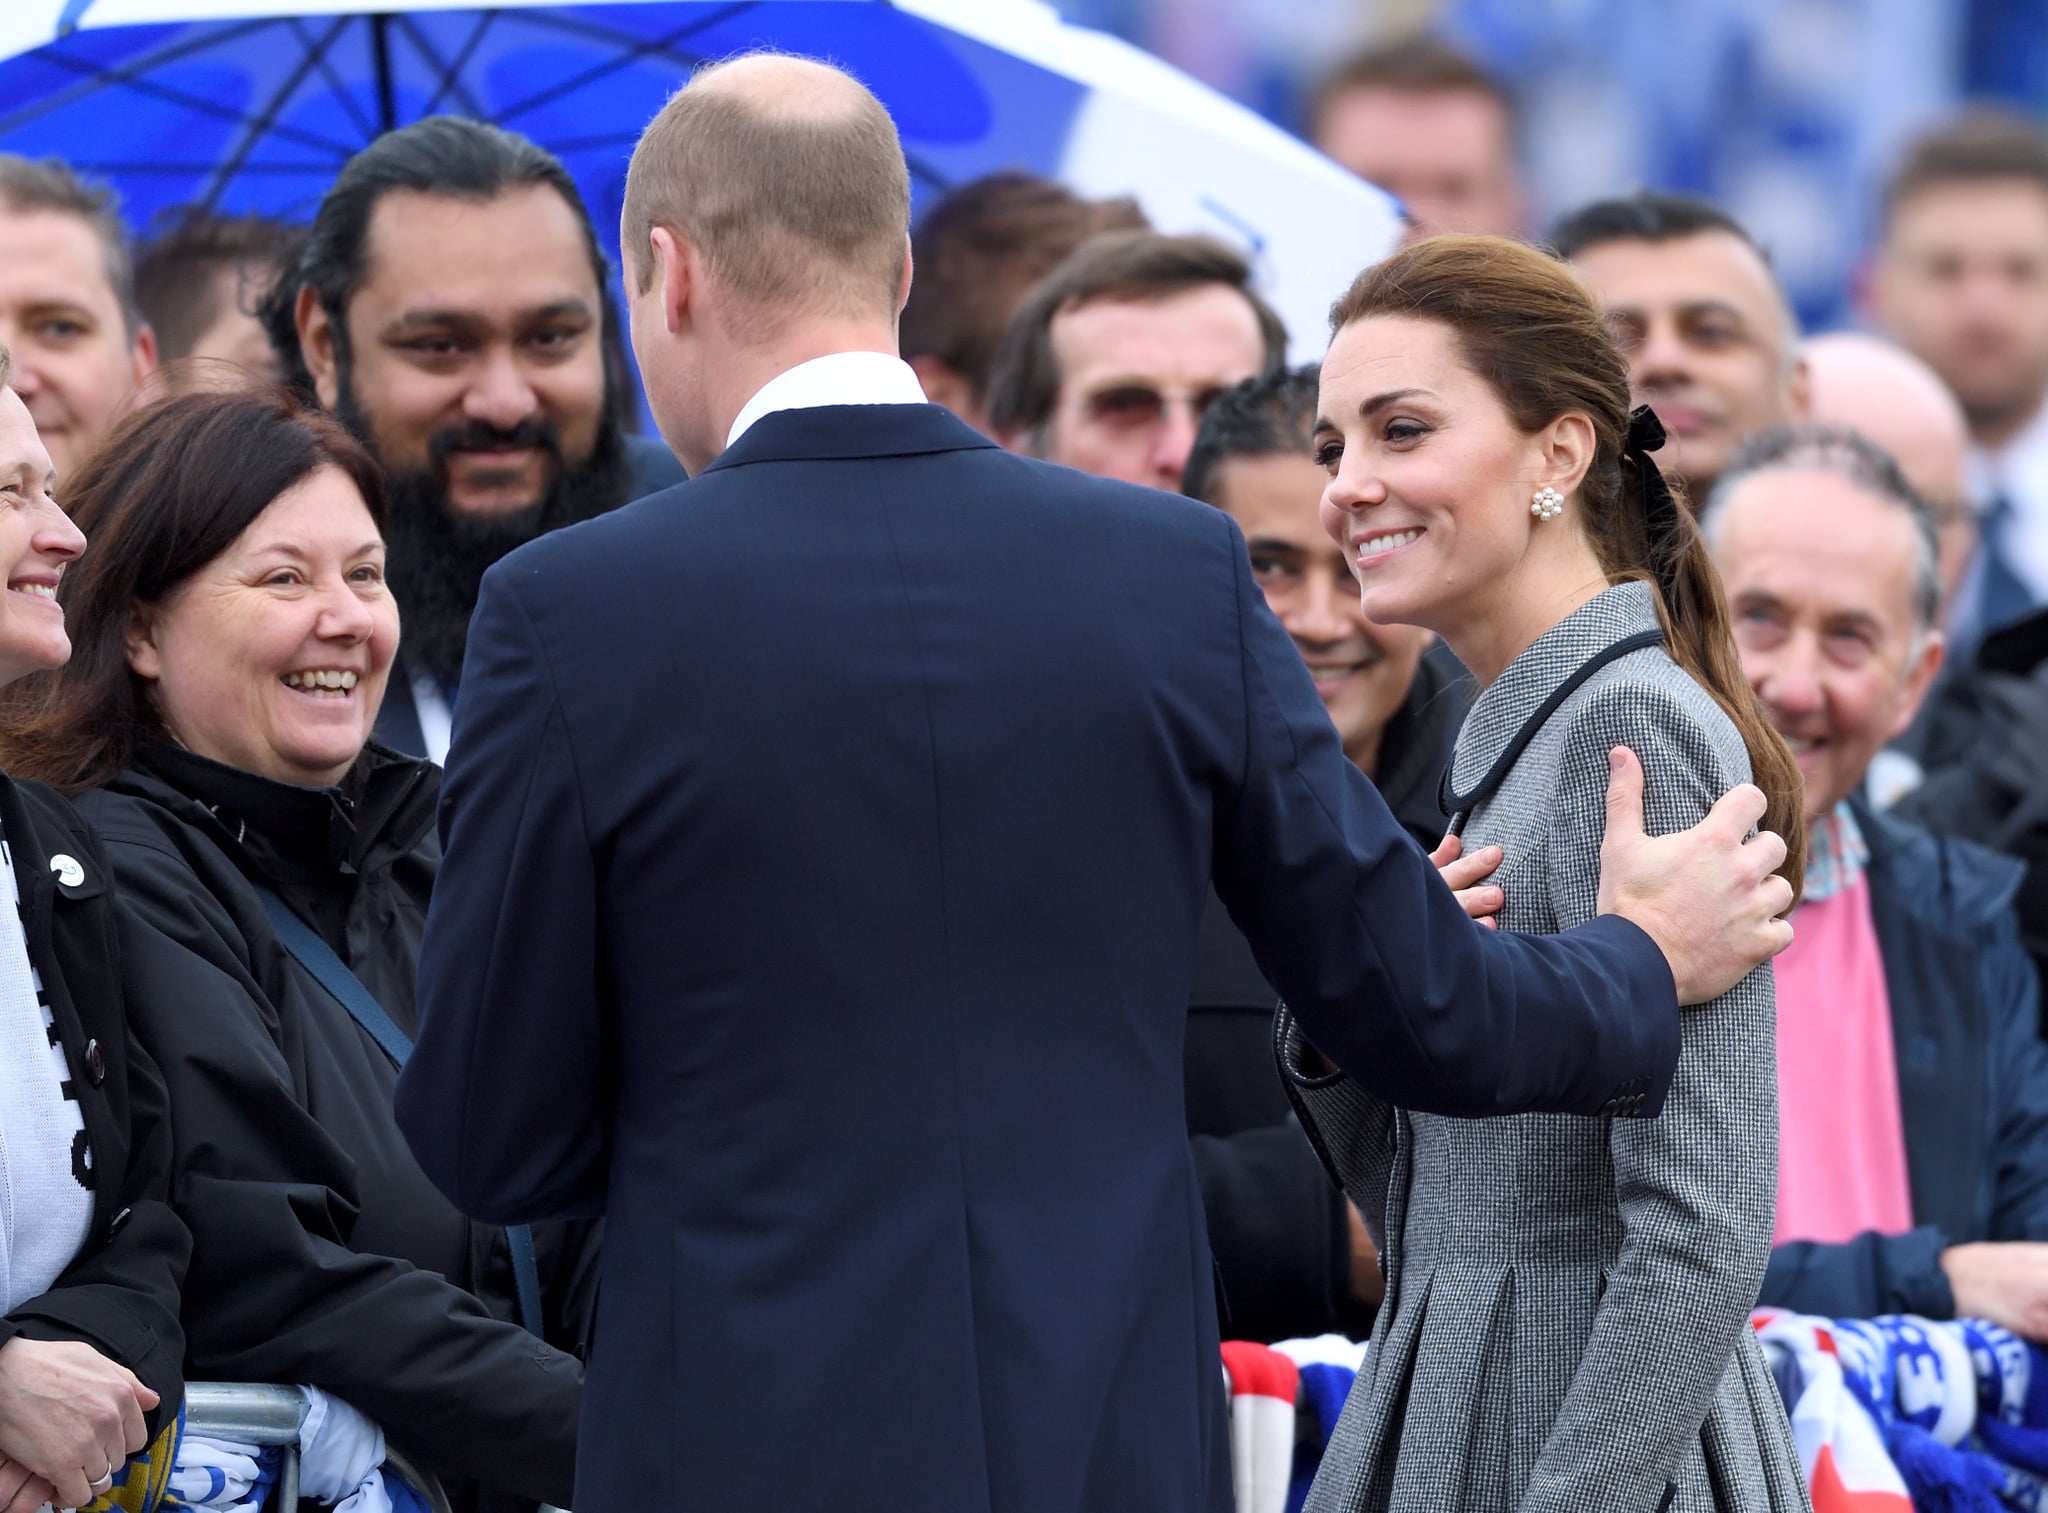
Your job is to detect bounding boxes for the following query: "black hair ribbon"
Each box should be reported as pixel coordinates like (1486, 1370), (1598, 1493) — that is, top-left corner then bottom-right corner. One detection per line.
(1624, 404), (1681, 543)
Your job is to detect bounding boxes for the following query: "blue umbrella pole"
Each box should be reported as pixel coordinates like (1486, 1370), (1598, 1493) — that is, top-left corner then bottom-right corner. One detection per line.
(371, 11), (396, 135)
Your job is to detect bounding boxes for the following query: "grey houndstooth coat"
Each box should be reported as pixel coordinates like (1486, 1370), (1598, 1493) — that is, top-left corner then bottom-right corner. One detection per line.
(1277, 582), (1809, 1513)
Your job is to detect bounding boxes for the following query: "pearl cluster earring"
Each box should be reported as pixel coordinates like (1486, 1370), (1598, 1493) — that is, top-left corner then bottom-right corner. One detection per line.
(1530, 487), (1565, 521)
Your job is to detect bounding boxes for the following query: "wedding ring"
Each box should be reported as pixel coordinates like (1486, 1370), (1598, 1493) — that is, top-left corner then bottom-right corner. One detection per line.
(88, 1465), (115, 1495)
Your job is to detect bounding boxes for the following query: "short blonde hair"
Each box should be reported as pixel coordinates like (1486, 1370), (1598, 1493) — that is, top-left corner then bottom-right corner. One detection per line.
(621, 54), (910, 336)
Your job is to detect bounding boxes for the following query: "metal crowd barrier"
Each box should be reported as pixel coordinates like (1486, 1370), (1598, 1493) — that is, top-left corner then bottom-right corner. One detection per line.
(181, 1384), (453, 1513)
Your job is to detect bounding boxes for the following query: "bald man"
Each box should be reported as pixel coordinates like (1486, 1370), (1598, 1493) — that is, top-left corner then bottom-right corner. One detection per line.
(398, 53), (1801, 1513)
(1804, 332), (1977, 622)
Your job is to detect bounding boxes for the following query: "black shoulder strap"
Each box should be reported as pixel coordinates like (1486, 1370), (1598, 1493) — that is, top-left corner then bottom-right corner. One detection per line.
(1440, 627), (1667, 818)
(255, 887), (546, 1340)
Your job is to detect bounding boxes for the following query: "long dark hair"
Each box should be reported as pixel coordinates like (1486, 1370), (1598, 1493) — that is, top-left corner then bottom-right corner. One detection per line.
(1328, 234), (1805, 896)
(0, 388), (386, 793)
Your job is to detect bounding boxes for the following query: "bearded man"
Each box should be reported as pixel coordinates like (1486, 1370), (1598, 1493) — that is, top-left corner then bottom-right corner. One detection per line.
(261, 116), (682, 761)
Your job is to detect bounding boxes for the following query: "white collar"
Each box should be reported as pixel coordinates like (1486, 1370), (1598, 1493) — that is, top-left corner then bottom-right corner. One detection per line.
(1969, 393), (2048, 501)
(725, 352), (928, 449)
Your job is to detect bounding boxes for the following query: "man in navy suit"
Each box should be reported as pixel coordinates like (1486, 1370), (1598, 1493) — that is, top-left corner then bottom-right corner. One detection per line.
(396, 54), (1795, 1513)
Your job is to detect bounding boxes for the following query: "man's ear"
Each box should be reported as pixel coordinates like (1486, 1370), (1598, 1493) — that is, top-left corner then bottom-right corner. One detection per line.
(897, 235), (914, 315)
(297, 286), (342, 412)
(124, 603), (161, 682)
(1891, 628), (1947, 738)
(130, 323), (159, 386)
(650, 226), (695, 336)
(1786, 351), (1813, 423)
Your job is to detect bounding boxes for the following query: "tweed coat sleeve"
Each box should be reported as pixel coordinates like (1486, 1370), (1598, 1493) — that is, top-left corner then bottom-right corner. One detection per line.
(1519, 677), (1779, 1513)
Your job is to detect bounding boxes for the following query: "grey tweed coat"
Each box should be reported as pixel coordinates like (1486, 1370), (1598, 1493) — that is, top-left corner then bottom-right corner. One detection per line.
(1278, 582), (1808, 1513)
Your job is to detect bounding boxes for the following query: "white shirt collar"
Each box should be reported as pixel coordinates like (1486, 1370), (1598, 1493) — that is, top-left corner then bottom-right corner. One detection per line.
(1967, 393), (2048, 503)
(1966, 395), (2048, 599)
(725, 352), (928, 449)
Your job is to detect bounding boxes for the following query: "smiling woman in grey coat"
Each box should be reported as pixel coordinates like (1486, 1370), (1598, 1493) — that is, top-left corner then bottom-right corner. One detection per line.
(1278, 234), (1810, 1512)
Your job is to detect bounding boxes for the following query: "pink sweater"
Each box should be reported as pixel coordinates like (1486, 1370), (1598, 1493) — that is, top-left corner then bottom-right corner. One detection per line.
(1772, 873), (1915, 1247)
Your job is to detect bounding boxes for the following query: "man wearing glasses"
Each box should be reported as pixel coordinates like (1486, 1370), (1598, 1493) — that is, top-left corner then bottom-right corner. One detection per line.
(985, 230), (1282, 491)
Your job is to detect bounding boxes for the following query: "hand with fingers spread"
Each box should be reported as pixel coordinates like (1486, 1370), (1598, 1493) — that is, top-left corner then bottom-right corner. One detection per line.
(1595, 745), (1795, 1005)
(0, 1337), (154, 1512)
(1431, 833), (1504, 928)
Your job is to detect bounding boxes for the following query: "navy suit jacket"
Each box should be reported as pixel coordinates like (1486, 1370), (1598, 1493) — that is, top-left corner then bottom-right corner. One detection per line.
(395, 404), (1679, 1513)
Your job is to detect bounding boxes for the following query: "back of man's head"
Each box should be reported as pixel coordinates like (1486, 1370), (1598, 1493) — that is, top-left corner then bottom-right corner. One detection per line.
(622, 52), (910, 343)
(900, 172), (1148, 429)
(984, 231), (1287, 451)
(136, 209), (299, 380)
(1803, 331), (1974, 615)
(259, 115), (604, 393)
(1802, 332), (1968, 512)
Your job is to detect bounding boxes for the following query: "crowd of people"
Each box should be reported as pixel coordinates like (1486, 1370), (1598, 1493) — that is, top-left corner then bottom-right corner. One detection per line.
(0, 24), (2041, 1513)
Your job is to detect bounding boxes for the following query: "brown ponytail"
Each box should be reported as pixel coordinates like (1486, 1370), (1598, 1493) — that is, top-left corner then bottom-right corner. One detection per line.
(1328, 234), (1804, 898)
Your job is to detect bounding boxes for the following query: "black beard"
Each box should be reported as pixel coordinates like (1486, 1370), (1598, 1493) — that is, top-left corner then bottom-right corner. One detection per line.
(335, 376), (635, 691)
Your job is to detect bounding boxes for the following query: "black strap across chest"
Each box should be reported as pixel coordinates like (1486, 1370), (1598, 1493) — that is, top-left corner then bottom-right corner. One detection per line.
(1439, 627), (1667, 821)
(257, 887), (548, 1339)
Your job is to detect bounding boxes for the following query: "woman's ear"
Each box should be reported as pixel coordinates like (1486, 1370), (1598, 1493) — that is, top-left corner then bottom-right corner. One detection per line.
(1539, 411), (1599, 502)
(125, 604), (161, 681)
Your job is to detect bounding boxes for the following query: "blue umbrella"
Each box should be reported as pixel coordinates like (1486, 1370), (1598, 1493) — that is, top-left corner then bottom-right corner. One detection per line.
(0, 0), (1400, 356)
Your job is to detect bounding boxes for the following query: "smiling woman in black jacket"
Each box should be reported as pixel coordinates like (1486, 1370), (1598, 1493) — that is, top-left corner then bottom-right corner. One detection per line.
(1, 389), (587, 1513)
(0, 366), (187, 1513)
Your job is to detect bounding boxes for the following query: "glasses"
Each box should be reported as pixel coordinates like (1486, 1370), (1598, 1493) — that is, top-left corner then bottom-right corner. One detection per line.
(1082, 383), (1229, 431)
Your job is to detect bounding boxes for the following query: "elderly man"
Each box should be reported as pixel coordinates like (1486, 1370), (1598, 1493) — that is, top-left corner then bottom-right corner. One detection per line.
(985, 230), (1284, 491)
(1703, 425), (2048, 1334)
(0, 157), (157, 477)
(398, 52), (1795, 1512)
(260, 117), (682, 763)
(1552, 192), (1808, 501)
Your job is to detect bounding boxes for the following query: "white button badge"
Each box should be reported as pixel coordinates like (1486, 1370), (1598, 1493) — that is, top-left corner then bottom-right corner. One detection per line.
(50, 854), (84, 888)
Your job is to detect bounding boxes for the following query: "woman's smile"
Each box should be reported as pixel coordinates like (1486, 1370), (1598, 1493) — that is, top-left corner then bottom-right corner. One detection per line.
(1351, 525), (1427, 570)
(280, 667), (362, 698)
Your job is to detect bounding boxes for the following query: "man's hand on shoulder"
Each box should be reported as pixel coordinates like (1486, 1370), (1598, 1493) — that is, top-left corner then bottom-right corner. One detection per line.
(1596, 746), (1794, 1005)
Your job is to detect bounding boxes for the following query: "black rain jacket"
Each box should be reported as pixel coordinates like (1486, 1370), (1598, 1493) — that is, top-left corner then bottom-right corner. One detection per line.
(76, 743), (590, 1510)
(0, 772), (187, 1433)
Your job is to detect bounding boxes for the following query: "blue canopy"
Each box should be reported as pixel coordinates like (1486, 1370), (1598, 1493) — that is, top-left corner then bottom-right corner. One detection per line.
(0, 0), (1401, 356)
